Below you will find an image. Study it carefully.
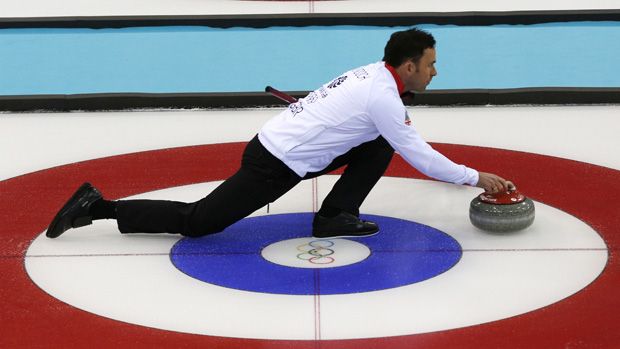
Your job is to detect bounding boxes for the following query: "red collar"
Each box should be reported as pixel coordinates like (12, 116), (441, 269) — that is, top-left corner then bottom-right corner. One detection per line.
(384, 62), (405, 95)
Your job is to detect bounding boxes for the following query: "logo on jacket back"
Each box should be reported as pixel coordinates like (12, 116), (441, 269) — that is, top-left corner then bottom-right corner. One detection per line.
(404, 110), (412, 126)
(289, 102), (303, 117)
(327, 76), (348, 89)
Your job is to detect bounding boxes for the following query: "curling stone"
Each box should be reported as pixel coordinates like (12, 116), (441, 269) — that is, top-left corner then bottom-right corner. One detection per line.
(469, 189), (535, 233)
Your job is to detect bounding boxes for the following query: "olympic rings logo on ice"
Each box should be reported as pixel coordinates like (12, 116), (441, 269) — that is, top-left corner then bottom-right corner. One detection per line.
(296, 240), (336, 265)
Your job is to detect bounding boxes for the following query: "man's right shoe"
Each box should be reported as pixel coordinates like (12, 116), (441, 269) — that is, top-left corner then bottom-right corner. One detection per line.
(46, 182), (103, 239)
(312, 211), (379, 239)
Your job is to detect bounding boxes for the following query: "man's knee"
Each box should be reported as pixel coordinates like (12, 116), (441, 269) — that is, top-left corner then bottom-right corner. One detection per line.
(361, 136), (393, 158)
(370, 137), (394, 164)
(375, 136), (394, 153)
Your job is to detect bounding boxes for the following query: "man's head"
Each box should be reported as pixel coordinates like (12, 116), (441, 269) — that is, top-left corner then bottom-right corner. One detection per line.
(383, 28), (438, 92)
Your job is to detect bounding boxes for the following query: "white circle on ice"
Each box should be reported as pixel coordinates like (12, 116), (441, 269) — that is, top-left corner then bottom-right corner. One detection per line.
(261, 237), (371, 269)
(25, 177), (608, 340)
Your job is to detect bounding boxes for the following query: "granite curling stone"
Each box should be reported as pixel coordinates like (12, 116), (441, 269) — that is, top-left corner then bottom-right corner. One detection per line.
(469, 189), (535, 233)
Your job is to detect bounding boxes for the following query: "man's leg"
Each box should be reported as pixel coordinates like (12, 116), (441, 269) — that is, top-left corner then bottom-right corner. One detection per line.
(305, 136), (394, 238)
(117, 136), (302, 237)
(46, 136), (301, 238)
(306, 136), (394, 216)
(116, 169), (296, 237)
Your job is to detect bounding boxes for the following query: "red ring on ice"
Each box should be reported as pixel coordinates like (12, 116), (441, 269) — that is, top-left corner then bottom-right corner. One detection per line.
(1, 142), (618, 348)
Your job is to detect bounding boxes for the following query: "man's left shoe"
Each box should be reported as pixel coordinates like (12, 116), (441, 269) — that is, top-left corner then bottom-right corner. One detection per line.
(312, 211), (379, 239)
(46, 182), (103, 239)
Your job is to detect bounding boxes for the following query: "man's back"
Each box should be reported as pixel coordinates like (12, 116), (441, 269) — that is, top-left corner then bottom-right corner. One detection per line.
(259, 61), (401, 177)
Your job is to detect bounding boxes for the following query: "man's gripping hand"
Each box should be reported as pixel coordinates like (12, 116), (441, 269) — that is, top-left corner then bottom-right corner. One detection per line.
(476, 172), (516, 194)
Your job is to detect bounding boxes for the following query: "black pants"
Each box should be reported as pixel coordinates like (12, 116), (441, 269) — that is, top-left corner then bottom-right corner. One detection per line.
(116, 135), (394, 237)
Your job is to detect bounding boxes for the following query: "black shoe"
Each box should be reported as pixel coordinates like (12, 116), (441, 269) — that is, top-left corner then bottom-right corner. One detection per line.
(312, 211), (379, 239)
(46, 182), (103, 238)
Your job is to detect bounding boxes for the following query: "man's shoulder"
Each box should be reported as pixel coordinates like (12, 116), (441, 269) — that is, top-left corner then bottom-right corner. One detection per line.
(364, 64), (404, 112)
(318, 62), (388, 99)
(344, 61), (388, 80)
(343, 62), (398, 92)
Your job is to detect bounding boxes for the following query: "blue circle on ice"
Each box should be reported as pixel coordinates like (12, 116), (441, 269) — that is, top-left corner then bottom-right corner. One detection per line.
(170, 213), (462, 295)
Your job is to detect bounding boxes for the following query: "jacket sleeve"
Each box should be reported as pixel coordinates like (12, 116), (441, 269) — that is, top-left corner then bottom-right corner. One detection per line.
(367, 90), (479, 186)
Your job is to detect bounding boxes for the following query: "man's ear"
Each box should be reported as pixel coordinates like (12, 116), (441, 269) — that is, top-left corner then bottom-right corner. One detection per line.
(406, 60), (417, 73)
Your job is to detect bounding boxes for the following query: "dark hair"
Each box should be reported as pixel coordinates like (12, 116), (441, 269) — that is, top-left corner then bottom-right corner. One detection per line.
(383, 28), (436, 67)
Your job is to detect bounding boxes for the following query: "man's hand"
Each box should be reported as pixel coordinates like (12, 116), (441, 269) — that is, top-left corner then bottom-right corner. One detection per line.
(476, 172), (516, 194)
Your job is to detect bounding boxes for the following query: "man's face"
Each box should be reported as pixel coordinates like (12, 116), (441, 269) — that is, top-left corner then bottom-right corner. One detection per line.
(403, 48), (437, 92)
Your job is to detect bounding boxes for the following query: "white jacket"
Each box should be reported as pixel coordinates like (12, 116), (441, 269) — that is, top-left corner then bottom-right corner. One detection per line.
(258, 61), (478, 186)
